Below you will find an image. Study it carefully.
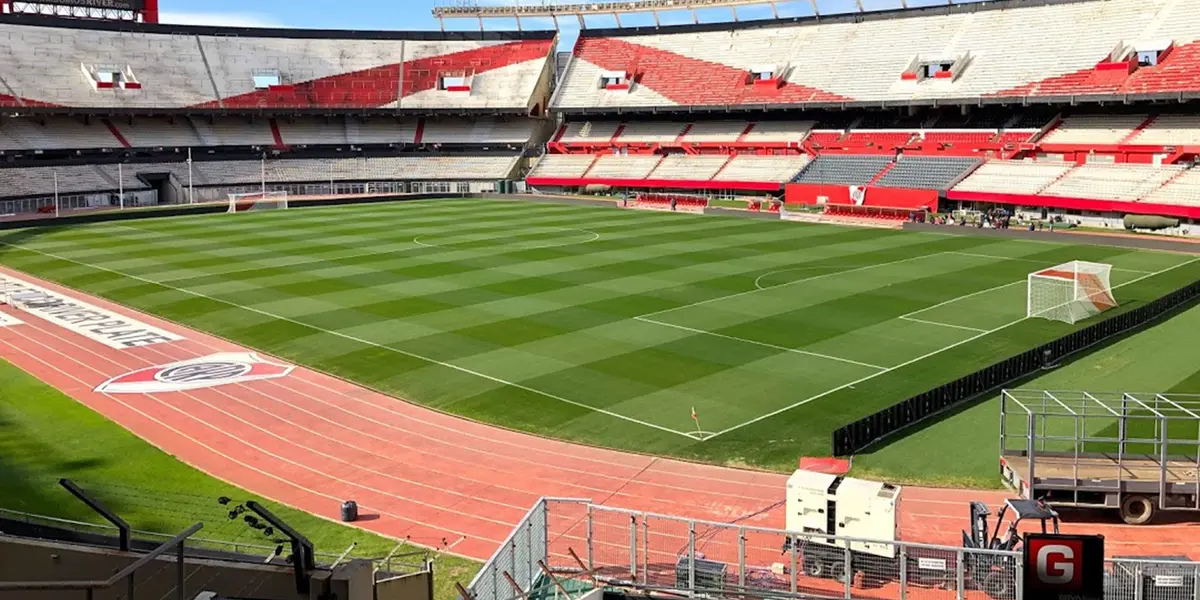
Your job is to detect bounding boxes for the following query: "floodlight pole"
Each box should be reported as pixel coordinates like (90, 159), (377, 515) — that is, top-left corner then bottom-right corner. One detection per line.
(53, 171), (59, 217)
(187, 147), (194, 204)
(118, 163), (124, 210)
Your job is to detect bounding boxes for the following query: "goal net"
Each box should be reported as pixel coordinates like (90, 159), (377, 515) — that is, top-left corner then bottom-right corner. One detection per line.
(1027, 260), (1117, 324)
(228, 191), (288, 213)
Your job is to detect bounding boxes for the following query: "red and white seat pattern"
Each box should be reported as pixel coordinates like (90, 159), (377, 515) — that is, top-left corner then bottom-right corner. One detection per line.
(0, 23), (554, 110)
(526, 153), (807, 190)
(553, 0), (1200, 109)
(951, 159), (1200, 214)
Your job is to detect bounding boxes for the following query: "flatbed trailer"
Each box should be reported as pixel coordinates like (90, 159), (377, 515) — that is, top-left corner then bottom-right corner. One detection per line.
(999, 390), (1200, 524)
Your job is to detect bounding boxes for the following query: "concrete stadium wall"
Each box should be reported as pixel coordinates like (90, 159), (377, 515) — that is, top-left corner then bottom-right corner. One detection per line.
(0, 535), (426, 600)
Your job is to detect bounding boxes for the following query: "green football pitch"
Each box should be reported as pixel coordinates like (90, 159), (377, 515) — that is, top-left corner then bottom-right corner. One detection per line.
(1, 198), (1197, 473)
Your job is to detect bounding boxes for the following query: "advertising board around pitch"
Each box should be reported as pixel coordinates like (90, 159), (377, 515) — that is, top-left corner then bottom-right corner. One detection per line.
(1024, 534), (1104, 600)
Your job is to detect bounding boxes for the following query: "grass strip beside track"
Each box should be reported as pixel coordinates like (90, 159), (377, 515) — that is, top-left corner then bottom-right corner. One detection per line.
(0, 358), (480, 600)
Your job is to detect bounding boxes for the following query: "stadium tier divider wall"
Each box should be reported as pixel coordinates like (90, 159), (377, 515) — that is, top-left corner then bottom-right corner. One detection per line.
(832, 277), (1200, 456)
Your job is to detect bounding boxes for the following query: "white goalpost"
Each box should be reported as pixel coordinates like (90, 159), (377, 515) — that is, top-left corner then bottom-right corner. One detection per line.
(1027, 260), (1117, 324)
(228, 191), (288, 213)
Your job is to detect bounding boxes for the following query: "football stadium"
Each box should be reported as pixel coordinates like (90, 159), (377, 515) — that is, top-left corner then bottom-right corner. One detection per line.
(1, 0), (1200, 599)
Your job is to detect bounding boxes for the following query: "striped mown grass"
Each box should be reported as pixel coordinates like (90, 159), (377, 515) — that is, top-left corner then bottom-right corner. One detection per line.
(1, 198), (1196, 477)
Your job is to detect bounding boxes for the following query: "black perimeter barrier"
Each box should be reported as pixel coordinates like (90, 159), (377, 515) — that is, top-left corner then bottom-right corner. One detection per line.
(832, 277), (1200, 456)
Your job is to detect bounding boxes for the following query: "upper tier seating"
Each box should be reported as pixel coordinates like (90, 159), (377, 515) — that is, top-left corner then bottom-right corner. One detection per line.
(0, 117), (125, 150)
(559, 121), (622, 143)
(618, 122), (687, 143)
(680, 121), (753, 143)
(1128, 114), (1200, 146)
(558, 120), (814, 146)
(1039, 114), (1149, 145)
(1040, 163), (1185, 201)
(740, 121), (815, 143)
(874, 156), (979, 189)
(422, 119), (537, 144)
(0, 116), (535, 151)
(0, 23), (554, 110)
(0, 155), (520, 198)
(952, 160), (1074, 195)
(554, 0), (1200, 109)
(793, 155), (893, 186)
(1141, 167), (1200, 205)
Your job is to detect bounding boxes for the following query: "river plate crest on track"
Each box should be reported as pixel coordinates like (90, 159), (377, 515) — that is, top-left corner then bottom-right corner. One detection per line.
(95, 352), (294, 394)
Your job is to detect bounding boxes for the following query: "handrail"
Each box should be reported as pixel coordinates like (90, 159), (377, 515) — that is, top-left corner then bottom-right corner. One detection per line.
(0, 522), (203, 592)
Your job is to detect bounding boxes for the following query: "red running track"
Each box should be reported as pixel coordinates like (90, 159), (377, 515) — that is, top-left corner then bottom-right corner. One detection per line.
(0, 267), (1195, 560)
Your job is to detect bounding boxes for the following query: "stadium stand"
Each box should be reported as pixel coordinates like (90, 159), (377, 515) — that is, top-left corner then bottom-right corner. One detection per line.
(553, 0), (1200, 110)
(792, 155), (894, 186)
(1142, 167), (1200, 206)
(873, 156), (979, 190)
(1040, 163), (1186, 201)
(1039, 114), (1151, 146)
(586, 154), (663, 179)
(1129, 114), (1200, 146)
(0, 21), (555, 110)
(0, 155), (521, 200)
(712, 155), (809, 182)
(652, 155), (729, 180)
(0, 116), (538, 152)
(952, 160), (1075, 195)
(527, 154), (599, 179)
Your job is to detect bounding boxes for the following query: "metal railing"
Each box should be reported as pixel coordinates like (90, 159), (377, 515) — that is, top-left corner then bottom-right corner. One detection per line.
(465, 498), (587, 600)
(1105, 558), (1200, 600)
(464, 499), (1200, 600)
(0, 522), (203, 600)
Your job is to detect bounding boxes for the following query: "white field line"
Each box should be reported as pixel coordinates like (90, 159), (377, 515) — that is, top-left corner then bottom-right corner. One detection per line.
(899, 316), (989, 333)
(0, 240), (697, 440)
(707, 255), (1200, 440)
(633, 316), (888, 371)
(949, 251), (1154, 274)
(636, 251), (952, 320)
(901, 280), (1026, 320)
(412, 227), (601, 251)
(155, 243), (425, 284)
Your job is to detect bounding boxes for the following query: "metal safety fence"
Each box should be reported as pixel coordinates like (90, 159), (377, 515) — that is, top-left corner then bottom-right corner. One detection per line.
(464, 499), (1200, 600)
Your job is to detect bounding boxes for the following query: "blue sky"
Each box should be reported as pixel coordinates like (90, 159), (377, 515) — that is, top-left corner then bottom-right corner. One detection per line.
(159, 0), (988, 47)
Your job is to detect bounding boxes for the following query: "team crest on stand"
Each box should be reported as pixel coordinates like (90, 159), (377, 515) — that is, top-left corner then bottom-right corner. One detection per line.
(95, 352), (293, 394)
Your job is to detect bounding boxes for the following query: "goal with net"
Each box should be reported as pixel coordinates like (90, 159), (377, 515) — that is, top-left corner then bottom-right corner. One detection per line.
(1027, 260), (1117, 324)
(228, 191), (288, 213)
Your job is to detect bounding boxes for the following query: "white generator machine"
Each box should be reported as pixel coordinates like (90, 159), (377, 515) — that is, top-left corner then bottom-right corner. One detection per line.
(781, 470), (1035, 598)
(782, 470), (901, 578)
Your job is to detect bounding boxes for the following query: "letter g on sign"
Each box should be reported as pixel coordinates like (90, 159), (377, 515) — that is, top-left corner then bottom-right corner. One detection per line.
(1036, 544), (1075, 585)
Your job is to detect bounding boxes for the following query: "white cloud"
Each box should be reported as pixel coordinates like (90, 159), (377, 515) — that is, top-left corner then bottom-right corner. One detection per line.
(157, 11), (284, 29)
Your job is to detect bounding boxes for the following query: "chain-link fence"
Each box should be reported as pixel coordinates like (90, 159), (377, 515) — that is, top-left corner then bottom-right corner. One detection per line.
(465, 499), (1200, 600)
(1105, 559), (1200, 600)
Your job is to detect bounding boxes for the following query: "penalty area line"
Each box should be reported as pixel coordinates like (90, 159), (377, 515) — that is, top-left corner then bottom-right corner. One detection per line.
(634, 316), (887, 371)
(705, 254), (1200, 441)
(0, 241), (698, 441)
(899, 316), (988, 333)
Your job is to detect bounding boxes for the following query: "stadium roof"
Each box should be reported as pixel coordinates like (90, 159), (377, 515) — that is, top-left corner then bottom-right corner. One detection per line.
(433, 0), (990, 29)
